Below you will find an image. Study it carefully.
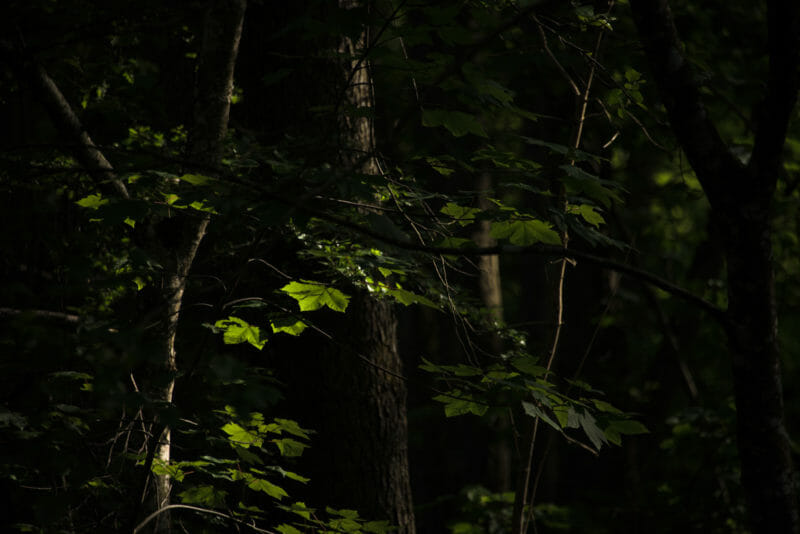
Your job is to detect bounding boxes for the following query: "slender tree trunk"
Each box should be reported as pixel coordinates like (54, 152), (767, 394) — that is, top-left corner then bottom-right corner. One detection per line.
(6, 2), (245, 531)
(474, 173), (512, 492)
(149, 3), (245, 531)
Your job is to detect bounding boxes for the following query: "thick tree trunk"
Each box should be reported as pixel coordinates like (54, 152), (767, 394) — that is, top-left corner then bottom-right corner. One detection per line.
(724, 207), (797, 532)
(630, 1), (800, 531)
(290, 2), (416, 531)
(300, 294), (415, 530)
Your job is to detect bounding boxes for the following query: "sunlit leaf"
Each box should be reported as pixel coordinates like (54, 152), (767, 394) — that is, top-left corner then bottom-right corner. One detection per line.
(280, 281), (350, 312)
(214, 316), (266, 350)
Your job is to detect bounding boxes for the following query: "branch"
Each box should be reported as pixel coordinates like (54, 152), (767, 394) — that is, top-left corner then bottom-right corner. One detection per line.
(258, 188), (727, 322)
(133, 503), (276, 534)
(0, 39), (129, 199)
(750, 1), (800, 180)
(0, 307), (80, 324)
(629, 0), (744, 209)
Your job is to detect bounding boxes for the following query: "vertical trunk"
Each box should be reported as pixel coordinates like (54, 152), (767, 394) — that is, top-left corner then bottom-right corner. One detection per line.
(629, 1), (800, 531)
(293, 2), (416, 531)
(474, 173), (512, 492)
(724, 206), (798, 533)
(306, 295), (415, 530)
(150, 1), (245, 530)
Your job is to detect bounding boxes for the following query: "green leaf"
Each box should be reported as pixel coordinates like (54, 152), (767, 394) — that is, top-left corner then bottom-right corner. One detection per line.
(433, 390), (489, 417)
(572, 204), (605, 227)
(222, 422), (263, 448)
(178, 173), (214, 186)
(490, 219), (562, 246)
(578, 411), (608, 450)
(426, 156), (455, 176)
(510, 355), (546, 377)
(560, 165), (623, 207)
(433, 236), (475, 249)
(214, 316), (266, 350)
(276, 525), (302, 534)
(267, 465), (310, 483)
(609, 419), (649, 435)
(75, 194), (108, 209)
(422, 109), (488, 138)
(279, 501), (314, 520)
(272, 418), (312, 440)
(178, 485), (227, 507)
(521, 401), (561, 431)
(363, 521), (394, 533)
(386, 287), (438, 309)
(247, 477), (288, 500)
(280, 281), (350, 312)
(270, 318), (308, 336)
(591, 399), (623, 415)
(273, 438), (308, 457)
(440, 202), (481, 226)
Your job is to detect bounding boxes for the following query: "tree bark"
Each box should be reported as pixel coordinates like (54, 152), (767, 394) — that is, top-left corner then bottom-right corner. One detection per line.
(4, 2), (246, 532)
(474, 173), (512, 493)
(149, 2), (245, 531)
(630, 1), (800, 531)
(289, 2), (416, 531)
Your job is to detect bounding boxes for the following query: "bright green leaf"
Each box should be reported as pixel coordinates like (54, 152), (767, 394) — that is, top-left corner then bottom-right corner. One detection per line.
(270, 318), (308, 336)
(280, 281), (350, 312)
(222, 422), (263, 448)
(76, 194), (108, 209)
(214, 316), (266, 350)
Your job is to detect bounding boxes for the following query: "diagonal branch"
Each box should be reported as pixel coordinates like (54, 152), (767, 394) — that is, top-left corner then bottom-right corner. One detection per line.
(629, 0), (744, 209)
(0, 40), (129, 199)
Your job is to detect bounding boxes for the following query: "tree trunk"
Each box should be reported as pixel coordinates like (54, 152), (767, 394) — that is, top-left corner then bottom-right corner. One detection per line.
(474, 173), (512, 492)
(724, 205), (797, 532)
(630, 1), (800, 531)
(7, 1), (246, 531)
(287, 2), (416, 531)
(149, 2), (245, 531)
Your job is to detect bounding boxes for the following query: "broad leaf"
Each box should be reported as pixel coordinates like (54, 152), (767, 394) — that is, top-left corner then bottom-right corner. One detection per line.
(214, 316), (266, 350)
(280, 281), (350, 312)
(490, 219), (562, 246)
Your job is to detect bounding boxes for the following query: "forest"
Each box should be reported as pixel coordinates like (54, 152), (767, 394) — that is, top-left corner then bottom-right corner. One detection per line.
(1, 0), (799, 533)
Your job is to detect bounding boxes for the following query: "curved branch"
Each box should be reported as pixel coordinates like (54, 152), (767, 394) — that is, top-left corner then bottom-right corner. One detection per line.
(133, 503), (276, 534)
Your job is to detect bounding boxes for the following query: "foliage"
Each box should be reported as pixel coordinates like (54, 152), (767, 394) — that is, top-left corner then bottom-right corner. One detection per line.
(2, 0), (798, 533)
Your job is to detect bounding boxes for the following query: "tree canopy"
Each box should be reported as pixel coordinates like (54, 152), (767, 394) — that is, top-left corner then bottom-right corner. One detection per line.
(2, 1), (799, 533)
